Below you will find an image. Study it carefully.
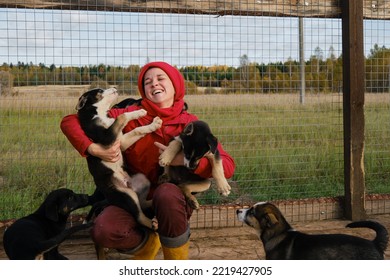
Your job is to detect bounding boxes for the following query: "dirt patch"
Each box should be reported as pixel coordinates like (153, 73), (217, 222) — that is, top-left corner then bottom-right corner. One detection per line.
(1, 213), (389, 260)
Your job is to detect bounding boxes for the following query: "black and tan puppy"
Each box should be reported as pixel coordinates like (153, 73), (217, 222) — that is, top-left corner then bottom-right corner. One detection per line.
(159, 120), (231, 209)
(237, 202), (389, 260)
(76, 88), (161, 230)
(3, 188), (91, 260)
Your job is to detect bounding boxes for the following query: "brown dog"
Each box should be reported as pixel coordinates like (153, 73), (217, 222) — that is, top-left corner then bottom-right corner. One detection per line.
(237, 202), (389, 260)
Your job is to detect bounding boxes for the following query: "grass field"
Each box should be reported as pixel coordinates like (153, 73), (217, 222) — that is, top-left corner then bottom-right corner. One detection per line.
(0, 86), (389, 220)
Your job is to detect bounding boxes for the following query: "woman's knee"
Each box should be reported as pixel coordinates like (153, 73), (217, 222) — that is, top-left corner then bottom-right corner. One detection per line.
(153, 183), (185, 206)
(90, 205), (145, 249)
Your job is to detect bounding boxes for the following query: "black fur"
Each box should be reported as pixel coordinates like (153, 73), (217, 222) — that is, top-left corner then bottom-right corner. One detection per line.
(159, 120), (230, 209)
(168, 121), (219, 181)
(112, 97), (142, 108)
(181, 120), (219, 170)
(2, 188), (90, 260)
(113, 98), (189, 111)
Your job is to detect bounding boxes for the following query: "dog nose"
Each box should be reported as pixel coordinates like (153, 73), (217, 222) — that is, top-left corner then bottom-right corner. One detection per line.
(236, 209), (242, 214)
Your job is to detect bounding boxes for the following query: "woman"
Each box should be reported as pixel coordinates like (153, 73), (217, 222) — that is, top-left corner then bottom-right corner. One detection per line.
(61, 61), (235, 260)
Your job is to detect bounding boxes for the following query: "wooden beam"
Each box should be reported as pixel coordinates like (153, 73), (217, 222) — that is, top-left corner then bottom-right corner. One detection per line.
(342, 0), (366, 221)
(0, 0), (389, 19)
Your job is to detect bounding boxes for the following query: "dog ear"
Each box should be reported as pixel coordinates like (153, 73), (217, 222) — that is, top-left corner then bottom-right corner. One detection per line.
(76, 95), (88, 111)
(183, 122), (194, 136)
(265, 213), (279, 227)
(207, 135), (218, 154)
(45, 199), (59, 222)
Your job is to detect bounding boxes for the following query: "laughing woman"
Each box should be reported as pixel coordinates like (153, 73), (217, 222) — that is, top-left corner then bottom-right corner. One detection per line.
(60, 61), (235, 260)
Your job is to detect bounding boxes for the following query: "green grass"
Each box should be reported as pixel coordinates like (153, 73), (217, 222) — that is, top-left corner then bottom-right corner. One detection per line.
(0, 91), (389, 220)
(188, 99), (346, 205)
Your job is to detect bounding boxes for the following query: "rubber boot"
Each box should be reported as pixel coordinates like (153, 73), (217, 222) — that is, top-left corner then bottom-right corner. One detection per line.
(118, 231), (161, 260)
(132, 232), (161, 260)
(161, 241), (190, 260)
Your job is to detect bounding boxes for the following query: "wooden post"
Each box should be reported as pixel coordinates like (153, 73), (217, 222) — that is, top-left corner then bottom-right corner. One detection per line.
(341, 0), (366, 220)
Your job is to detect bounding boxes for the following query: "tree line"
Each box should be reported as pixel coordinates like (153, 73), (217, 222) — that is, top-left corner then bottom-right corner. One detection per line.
(1, 44), (389, 95)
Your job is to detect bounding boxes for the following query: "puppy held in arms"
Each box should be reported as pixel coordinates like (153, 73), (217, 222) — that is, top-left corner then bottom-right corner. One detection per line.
(237, 202), (389, 260)
(159, 120), (231, 209)
(76, 87), (162, 230)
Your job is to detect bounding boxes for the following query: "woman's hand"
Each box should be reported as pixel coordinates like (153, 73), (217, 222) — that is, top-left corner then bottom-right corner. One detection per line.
(154, 142), (184, 166)
(87, 139), (122, 162)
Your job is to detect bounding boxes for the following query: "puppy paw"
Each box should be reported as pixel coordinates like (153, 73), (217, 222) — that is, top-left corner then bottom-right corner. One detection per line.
(217, 182), (231, 197)
(187, 197), (200, 210)
(151, 116), (162, 130)
(151, 217), (158, 231)
(159, 140), (182, 166)
(133, 109), (147, 118)
(123, 109), (147, 121)
(159, 152), (173, 167)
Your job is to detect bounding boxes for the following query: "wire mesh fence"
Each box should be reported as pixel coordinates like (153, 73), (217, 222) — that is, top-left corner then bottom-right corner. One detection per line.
(0, 1), (389, 221)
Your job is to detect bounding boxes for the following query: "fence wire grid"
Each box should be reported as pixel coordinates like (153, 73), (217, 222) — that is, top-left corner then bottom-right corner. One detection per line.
(0, 2), (389, 221)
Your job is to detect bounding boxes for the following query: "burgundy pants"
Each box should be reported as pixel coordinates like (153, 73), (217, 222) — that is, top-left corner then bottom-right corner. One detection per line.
(91, 183), (193, 250)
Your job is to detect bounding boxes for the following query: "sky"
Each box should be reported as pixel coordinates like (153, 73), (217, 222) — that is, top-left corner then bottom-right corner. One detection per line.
(0, 8), (389, 68)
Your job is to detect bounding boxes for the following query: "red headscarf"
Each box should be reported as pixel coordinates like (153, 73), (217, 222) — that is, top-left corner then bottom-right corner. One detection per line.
(138, 61), (186, 122)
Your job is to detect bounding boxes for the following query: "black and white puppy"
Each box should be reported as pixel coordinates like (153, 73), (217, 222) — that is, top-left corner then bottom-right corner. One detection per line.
(236, 202), (389, 260)
(3, 188), (91, 260)
(159, 120), (231, 209)
(76, 88), (162, 230)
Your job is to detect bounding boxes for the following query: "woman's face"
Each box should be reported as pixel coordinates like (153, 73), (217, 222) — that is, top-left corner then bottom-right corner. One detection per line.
(143, 67), (175, 108)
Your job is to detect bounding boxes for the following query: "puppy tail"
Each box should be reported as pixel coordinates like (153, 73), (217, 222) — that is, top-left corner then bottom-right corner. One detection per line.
(346, 220), (389, 254)
(39, 223), (93, 255)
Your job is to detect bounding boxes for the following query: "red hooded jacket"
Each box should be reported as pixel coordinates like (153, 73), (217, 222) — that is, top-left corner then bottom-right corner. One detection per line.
(61, 62), (235, 196)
